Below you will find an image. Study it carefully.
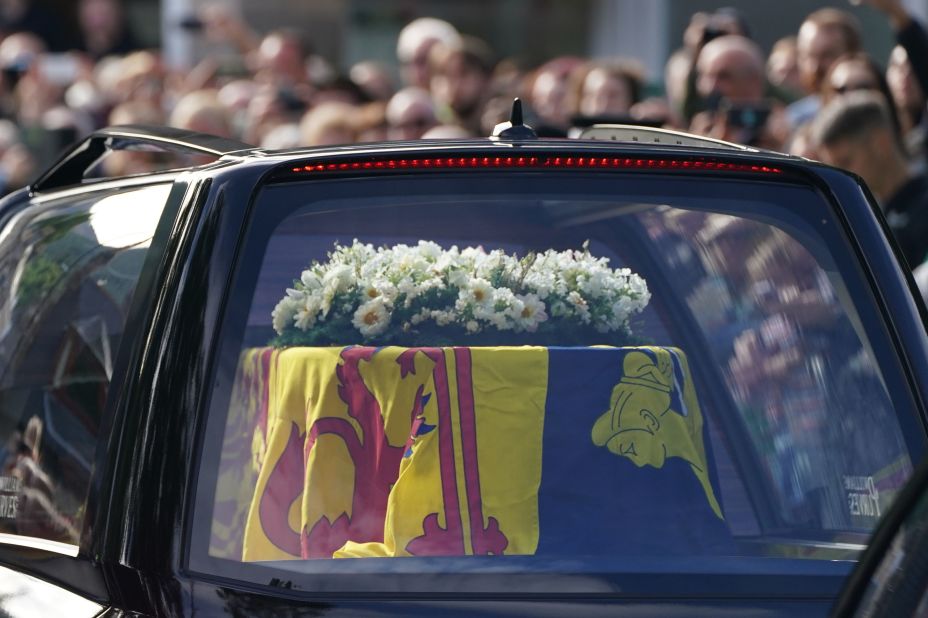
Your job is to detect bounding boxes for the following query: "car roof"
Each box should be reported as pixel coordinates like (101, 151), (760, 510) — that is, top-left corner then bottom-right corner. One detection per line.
(25, 123), (818, 197)
(246, 136), (799, 163)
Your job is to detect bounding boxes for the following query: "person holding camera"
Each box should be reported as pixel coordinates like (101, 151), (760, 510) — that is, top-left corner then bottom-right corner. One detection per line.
(689, 35), (788, 149)
(678, 8), (752, 123)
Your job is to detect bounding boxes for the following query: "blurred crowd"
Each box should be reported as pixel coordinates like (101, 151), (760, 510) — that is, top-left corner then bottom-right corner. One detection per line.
(1, 0), (928, 268)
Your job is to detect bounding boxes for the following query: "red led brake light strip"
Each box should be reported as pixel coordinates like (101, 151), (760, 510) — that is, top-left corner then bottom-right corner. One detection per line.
(289, 156), (782, 174)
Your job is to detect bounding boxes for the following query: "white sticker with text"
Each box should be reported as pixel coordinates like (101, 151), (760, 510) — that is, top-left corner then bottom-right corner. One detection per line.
(844, 475), (881, 519)
(0, 476), (20, 519)
(0, 476), (20, 493)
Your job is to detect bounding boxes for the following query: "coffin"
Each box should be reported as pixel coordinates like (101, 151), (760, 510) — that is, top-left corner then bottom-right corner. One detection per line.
(210, 345), (732, 562)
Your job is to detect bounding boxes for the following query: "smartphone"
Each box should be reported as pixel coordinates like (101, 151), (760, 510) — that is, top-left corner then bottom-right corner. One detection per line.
(701, 26), (726, 46)
(722, 100), (771, 130)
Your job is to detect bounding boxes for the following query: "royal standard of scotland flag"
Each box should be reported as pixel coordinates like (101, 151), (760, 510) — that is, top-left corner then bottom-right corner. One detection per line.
(225, 345), (731, 562)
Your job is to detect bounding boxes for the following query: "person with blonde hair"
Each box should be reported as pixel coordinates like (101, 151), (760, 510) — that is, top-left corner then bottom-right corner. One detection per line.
(299, 102), (357, 146)
(170, 89), (233, 138)
(385, 87), (436, 140)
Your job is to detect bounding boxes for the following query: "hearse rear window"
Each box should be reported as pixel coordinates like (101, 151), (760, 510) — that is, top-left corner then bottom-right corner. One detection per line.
(192, 175), (922, 592)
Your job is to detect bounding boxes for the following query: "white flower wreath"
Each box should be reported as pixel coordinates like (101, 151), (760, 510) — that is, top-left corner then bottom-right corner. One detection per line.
(271, 240), (650, 346)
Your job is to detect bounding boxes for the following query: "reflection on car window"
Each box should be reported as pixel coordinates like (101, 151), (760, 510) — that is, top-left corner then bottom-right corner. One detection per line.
(0, 183), (171, 547)
(646, 209), (909, 533)
(194, 179), (919, 591)
(855, 480), (928, 616)
(0, 563), (101, 617)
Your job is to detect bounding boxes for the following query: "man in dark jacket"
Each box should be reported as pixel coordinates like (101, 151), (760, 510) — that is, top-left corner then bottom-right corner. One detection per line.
(814, 90), (928, 268)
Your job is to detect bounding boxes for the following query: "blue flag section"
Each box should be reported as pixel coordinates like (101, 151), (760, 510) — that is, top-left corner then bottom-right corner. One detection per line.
(538, 347), (734, 556)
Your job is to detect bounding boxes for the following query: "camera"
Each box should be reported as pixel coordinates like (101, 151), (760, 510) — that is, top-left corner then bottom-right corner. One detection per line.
(722, 101), (771, 130)
(719, 99), (772, 146)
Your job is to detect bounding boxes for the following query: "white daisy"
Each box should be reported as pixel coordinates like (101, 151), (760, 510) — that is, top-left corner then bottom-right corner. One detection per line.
(513, 293), (548, 332)
(352, 297), (390, 337)
(461, 278), (495, 308)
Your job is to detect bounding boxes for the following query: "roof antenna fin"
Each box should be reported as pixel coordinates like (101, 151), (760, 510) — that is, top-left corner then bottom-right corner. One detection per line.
(491, 98), (538, 140)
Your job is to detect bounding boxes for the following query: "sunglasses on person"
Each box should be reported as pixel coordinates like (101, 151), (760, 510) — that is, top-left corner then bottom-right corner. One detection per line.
(833, 81), (878, 94)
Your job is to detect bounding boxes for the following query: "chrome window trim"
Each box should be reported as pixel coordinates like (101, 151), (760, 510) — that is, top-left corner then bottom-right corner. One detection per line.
(0, 533), (80, 557)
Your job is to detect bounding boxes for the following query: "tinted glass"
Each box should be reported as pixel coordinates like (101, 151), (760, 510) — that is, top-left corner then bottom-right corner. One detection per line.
(192, 174), (920, 592)
(854, 475), (928, 616)
(0, 183), (171, 547)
